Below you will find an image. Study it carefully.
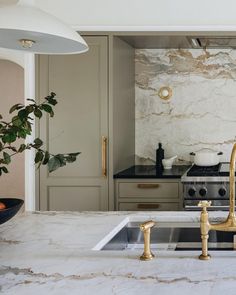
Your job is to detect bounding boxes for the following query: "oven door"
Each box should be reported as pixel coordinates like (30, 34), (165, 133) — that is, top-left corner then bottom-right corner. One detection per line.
(184, 199), (229, 211)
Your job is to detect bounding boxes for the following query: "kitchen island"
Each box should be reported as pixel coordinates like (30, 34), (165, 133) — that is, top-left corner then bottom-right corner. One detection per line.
(0, 211), (236, 295)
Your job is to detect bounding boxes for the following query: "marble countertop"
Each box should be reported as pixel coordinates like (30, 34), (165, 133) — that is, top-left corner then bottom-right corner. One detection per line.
(114, 165), (191, 179)
(0, 210), (236, 295)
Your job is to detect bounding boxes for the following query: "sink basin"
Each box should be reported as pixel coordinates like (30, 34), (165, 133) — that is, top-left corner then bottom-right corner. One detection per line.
(101, 222), (236, 251)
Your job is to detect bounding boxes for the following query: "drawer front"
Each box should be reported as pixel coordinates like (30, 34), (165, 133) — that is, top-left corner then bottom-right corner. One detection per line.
(119, 202), (179, 211)
(118, 182), (179, 199)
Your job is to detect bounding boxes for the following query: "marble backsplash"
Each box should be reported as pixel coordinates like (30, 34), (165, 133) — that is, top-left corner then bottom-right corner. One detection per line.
(135, 48), (236, 165)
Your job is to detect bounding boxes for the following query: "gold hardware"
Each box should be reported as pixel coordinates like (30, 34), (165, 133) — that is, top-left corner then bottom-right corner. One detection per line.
(137, 183), (160, 189)
(139, 220), (156, 261)
(137, 203), (160, 210)
(158, 86), (172, 100)
(102, 136), (107, 177)
(199, 143), (236, 260)
(198, 200), (212, 209)
(19, 39), (35, 49)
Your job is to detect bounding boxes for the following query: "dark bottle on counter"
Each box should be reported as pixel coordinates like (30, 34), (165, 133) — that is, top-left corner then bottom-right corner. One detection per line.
(156, 143), (164, 170)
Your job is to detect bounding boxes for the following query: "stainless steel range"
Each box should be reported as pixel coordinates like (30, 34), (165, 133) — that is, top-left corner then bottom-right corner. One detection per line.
(181, 163), (232, 211)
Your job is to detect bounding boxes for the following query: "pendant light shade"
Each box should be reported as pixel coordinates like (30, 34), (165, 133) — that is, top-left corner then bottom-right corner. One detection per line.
(0, 2), (88, 54)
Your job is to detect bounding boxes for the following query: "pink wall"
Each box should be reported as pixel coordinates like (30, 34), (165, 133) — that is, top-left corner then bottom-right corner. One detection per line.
(0, 60), (24, 200)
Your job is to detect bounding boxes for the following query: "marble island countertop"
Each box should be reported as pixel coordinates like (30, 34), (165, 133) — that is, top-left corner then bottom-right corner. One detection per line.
(1, 210), (236, 295)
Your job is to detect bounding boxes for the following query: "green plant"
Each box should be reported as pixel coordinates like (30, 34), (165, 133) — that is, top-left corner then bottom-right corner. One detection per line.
(0, 92), (80, 176)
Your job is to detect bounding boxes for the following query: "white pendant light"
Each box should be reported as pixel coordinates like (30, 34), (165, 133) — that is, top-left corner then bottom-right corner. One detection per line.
(0, 0), (88, 54)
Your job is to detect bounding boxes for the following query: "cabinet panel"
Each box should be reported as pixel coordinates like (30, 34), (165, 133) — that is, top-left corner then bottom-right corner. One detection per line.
(48, 186), (103, 211)
(37, 36), (109, 211)
(118, 182), (179, 199)
(119, 202), (179, 211)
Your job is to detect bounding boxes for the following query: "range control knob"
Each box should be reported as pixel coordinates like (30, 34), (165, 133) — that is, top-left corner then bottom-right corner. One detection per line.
(219, 187), (227, 197)
(188, 187), (196, 197)
(199, 187), (207, 197)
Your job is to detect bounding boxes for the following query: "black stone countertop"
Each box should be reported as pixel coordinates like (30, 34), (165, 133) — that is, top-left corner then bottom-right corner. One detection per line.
(114, 165), (191, 179)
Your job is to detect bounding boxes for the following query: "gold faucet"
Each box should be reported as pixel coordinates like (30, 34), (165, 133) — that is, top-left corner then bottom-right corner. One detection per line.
(139, 220), (156, 261)
(198, 143), (236, 260)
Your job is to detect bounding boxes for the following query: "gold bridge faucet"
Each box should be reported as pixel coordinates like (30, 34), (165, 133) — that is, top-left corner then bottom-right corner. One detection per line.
(198, 143), (236, 260)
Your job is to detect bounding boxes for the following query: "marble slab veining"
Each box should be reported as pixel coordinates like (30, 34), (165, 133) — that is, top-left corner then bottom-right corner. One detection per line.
(1, 211), (236, 294)
(135, 48), (236, 165)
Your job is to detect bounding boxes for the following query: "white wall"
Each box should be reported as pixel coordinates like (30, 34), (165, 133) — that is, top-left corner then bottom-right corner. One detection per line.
(0, 48), (24, 67)
(35, 0), (236, 30)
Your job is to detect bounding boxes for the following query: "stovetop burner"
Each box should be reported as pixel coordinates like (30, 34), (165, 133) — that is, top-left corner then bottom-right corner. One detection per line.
(187, 163), (221, 177)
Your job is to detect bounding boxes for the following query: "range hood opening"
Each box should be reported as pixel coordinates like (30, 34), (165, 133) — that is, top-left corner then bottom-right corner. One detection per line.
(190, 37), (236, 49)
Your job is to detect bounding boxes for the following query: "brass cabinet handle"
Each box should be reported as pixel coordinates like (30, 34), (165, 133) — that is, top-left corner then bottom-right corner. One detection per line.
(102, 136), (107, 177)
(137, 203), (160, 210)
(137, 183), (160, 189)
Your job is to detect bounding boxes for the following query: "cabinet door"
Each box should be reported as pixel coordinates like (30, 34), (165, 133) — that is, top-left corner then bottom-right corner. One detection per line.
(37, 36), (108, 211)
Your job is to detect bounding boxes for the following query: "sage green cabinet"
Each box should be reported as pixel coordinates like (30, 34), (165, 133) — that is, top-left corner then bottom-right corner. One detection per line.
(115, 179), (183, 211)
(36, 36), (109, 211)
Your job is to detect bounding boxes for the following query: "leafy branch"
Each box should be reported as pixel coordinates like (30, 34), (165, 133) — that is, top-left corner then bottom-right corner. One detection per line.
(0, 92), (80, 176)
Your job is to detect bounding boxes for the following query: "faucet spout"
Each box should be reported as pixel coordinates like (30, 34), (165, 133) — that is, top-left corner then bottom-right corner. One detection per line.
(229, 143), (236, 216)
(198, 143), (236, 260)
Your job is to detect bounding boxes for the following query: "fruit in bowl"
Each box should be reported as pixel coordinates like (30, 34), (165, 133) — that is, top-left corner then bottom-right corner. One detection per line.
(0, 198), (24, 224)
(0, 202), (6, 210)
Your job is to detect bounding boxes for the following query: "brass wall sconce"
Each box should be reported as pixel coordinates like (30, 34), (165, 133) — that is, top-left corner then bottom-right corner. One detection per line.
(158, 86), (172, 100)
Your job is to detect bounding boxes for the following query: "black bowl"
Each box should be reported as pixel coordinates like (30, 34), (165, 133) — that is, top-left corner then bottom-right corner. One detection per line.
(0, 198), (24, 225)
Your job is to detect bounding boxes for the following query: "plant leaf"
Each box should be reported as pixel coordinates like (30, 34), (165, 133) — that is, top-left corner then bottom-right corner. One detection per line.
(41, 104), (52, 113)
(42, 151), (50, 165)
(3, 152), (11, 164)
(2, 133), (17, 144)
(18, 129), (27, 139)
(12, 116), (22, 127)
(68, 152), (81, 157)
(1, 166), (8, 173)
(25, 105), (34, 114)
(9, 103), (24, 114)
(18, 109), (28, 121)
(34, 108), (42, 119)
(48, 156), (61, 172)
(18, 144), (26, 153)
(34, 151), (44, 163)
(33, 138), (43, 148)
(45, 93), (58, 106)
(27, 98), (36, 103)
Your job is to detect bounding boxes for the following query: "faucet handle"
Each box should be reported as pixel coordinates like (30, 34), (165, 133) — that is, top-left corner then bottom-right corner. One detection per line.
(198, 200), (212, 209)
(140, 220), (156, 232)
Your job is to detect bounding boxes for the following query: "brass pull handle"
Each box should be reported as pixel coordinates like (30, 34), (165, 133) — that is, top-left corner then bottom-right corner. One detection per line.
(139, 220), (156, 261)
(102, 136), (107, 177)
(137, 183), (160, 189)
(137, 203), (160, 210)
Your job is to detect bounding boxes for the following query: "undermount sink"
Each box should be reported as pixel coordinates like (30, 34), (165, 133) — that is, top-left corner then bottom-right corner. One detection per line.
(101, 222), (236, 251)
